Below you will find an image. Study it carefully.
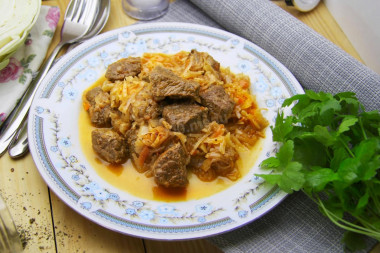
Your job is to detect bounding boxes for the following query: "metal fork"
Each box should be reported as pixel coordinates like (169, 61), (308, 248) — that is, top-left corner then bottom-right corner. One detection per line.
(0, 0), (100, 156)
(8, 0), (111, 159)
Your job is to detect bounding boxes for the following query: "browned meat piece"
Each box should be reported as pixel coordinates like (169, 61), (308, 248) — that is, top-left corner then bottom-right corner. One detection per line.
(205, 54), (221, 73)
(200, 85), (235, 124)
(126, 127), (138, 161)
(85, 86), (102, 103)
(188, 49), (220, 73)
(187, 50), (222, 83)
(105, 57), (141, 81)
(89, 106), (112, 128)
(153, 143), (189, 188)
(127, 126), (177, 174)
(92, 129), (128, 164)
(150, 66), (200, 101)
(85, 87), (112, 127)
(162, 103), (209, 133)
(130, 83), (161, 122)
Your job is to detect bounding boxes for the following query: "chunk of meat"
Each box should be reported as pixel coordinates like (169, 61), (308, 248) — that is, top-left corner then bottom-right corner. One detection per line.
(150, 66), (200, 101)
(200, 85), (235, 124)
(85, 86), (102, 104)
(85, 87), (112, 127)
(187, 50), (222, 83)
(130, 83), (161, 122)
(126, 127), (139, 163)
(92, 129), (128, 164)
(127, 126), (176, 174)
(153, 142), (189, 188)
(105, 57), (141, 81)
(163, 103), (209, 133)
(188, 49), (220, 73)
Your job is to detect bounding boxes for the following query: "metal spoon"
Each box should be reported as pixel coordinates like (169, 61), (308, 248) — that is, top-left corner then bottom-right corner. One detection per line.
(7, 117), (28, 159)
(8, 0), (110, 159)
(78, 0), (111, 42)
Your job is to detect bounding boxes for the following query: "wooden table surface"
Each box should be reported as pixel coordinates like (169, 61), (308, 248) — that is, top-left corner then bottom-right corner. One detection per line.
(1, 0), (377, 252)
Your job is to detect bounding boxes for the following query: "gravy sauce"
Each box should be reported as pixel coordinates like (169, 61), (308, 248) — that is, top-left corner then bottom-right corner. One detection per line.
(79, 83), (264, 202)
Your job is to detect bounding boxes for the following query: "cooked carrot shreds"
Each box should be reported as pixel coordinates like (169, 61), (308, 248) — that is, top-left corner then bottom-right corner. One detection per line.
(142, 126), (170, 148)
(239, 79), (249, 89)
(83, 101), (90, 111)
(210, 124), (225, 138)
(142, 51), (189, 74)
(91, 50), (269, 184)
(223, 78), (268, 132)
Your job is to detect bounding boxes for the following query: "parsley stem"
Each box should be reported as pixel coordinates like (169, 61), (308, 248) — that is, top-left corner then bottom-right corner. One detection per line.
(317, 197), (380, 240)
(355, 215), (378, 232)
(358, 117), (367, 140)
(339, 138), (355, 158)
(265, 91), (380, 249)
(369, 184), (380, 214)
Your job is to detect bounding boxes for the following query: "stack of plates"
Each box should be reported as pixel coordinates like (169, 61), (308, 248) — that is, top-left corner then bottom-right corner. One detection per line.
(0, 0), (41, 70)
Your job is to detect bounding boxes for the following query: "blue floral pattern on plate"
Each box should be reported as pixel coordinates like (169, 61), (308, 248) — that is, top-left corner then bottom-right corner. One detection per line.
(28, 23), (303, 240)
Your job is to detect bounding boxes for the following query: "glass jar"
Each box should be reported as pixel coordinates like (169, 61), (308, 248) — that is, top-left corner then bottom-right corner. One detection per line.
(0, 194), (23, 253)
(122, 0), (170, 20)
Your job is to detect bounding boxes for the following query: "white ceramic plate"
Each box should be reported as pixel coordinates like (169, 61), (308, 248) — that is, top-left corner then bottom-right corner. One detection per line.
(28, 23), (303, 240)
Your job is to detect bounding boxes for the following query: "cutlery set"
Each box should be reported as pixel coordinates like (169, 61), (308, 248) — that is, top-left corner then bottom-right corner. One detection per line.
(0, 0), (110, 159)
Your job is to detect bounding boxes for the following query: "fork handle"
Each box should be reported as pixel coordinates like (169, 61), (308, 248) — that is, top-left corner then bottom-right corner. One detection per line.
(0, 42), (65, 156)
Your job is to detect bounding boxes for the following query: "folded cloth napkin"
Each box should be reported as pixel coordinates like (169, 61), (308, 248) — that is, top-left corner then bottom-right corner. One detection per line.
(144, 0), (379, 252)
(190, 0), (380, 112)
(0, 6), (60, 126)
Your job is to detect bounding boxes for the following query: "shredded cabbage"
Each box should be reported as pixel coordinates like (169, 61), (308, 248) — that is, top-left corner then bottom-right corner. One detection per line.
(0, 0), (41, 69)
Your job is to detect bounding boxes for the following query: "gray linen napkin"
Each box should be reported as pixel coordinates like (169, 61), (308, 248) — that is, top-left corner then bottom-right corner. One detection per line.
(155, 0), (380, 112)
(189, 0), (380, 112)
(143, 0), (379, 252)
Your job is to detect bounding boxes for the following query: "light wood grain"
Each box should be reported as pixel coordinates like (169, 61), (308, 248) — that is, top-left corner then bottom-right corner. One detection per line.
(0, 154), (55, 252)
(50, 192), (145, 253)
(144, 239), (222, 253)
(43, 2), (147, 252)
(0, 0), (375, 252)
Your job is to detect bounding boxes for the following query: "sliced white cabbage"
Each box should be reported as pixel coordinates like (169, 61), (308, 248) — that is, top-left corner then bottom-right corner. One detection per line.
(0, 0), (41, 67)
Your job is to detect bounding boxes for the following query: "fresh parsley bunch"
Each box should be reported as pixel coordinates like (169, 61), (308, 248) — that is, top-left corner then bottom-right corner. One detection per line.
(257, 90), (380, 250)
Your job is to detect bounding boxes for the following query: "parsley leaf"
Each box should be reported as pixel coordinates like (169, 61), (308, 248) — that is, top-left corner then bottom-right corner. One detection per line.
(256, 90), (380, 249)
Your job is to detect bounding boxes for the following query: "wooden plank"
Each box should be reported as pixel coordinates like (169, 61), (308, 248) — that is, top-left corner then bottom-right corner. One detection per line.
(40, 0), (376, 252)
(144, 239), (223, 253)
(372, 243), (380, 253)
(0, 154), (56, 252)
(44, 1), (143, 252)
(50, 192), (145, 253)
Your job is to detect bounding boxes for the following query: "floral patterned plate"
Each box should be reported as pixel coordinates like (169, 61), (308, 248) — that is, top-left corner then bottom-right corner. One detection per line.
(28, 23), (303, 240)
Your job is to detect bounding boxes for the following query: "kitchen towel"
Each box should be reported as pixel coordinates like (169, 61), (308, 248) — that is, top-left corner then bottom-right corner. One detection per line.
(0, 6), (60, 126)
(146, 0), (380, 252)
(189, 0), (380, 112)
